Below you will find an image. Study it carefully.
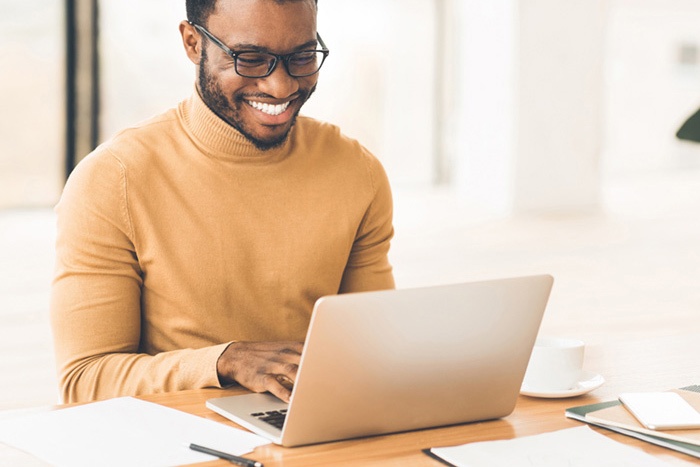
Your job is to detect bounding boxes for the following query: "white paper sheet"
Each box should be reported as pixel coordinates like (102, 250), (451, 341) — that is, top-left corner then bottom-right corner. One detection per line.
(430, 426), (671, 467)
(0, 396), (269, 467)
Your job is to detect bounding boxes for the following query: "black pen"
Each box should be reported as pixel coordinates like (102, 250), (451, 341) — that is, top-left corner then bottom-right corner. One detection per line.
(189, 443), (264, 467)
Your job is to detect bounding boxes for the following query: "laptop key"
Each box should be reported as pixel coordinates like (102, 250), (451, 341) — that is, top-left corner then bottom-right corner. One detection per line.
(254, 411), (287, 429)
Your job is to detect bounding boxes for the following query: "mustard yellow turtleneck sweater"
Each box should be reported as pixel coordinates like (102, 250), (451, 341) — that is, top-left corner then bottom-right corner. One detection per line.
(50, 92), (395, 403)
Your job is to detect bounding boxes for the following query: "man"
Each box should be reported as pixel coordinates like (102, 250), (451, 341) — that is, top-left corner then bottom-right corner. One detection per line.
(50, 0), (394, 404)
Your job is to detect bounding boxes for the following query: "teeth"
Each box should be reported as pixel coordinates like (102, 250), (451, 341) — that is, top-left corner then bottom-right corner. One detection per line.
(247, 100), (290, 116)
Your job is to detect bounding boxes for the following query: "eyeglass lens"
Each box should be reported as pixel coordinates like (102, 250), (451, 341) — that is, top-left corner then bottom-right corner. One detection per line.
(235, 51), (326, 78)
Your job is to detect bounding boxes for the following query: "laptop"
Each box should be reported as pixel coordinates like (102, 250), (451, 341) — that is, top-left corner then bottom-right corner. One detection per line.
(206, 274), (554, 447)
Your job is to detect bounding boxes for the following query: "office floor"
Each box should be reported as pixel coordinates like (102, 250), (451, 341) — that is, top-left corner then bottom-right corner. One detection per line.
(1, 170), (699, 411)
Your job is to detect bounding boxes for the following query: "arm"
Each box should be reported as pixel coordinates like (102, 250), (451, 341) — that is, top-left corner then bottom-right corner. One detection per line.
(338, 152), (396, 293)
(51, 152), (306, 403)
(50, 152), (227, 403)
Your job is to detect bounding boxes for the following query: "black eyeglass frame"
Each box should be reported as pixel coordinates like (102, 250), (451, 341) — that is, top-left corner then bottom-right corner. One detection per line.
(189, 21), (329, 78)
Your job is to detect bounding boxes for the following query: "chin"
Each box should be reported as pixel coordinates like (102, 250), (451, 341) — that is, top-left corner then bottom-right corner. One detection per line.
(244, 127), (291, 151)
(245, 117), (300, 151)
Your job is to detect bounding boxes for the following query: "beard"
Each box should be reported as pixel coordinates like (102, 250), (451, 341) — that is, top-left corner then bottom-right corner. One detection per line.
(197, 48), (315, 151)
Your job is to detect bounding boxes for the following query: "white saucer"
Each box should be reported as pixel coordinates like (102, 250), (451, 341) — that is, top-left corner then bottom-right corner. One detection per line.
(520, 370), (605, 398)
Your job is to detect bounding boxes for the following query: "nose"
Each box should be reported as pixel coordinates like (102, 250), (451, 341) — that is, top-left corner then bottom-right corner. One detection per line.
(257, 61), (299, 99)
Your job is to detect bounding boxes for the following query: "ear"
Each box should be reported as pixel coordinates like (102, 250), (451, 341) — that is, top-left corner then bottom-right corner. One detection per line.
(179, 20), (202, 65)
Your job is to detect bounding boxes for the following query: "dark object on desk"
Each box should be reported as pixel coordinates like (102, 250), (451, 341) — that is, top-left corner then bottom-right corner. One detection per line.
(676, 108), (700, 142)
(422, 448), (458, 466)
(189, 443), (263, 467)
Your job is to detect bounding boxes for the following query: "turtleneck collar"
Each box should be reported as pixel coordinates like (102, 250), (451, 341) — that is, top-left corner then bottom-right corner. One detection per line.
(178, 88), (293, 163)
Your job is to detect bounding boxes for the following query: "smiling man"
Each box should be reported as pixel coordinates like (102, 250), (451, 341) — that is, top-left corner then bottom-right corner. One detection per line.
(190, 0), (323, 150)
(50, 0), (395, 404)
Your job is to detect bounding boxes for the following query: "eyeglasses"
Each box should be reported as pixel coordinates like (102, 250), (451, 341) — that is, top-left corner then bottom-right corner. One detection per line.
(189, 22), (329, 78)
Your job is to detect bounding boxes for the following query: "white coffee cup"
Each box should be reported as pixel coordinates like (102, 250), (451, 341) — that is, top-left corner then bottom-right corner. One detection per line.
(522, 336), (585, 391)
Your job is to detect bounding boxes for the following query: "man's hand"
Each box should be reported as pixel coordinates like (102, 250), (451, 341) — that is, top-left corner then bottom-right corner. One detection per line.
(217, 341), (304, 403)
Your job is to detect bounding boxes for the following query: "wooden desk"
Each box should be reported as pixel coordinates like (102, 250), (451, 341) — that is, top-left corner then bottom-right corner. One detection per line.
(2, 333), (698, 466)
(133, 332), (699, 466)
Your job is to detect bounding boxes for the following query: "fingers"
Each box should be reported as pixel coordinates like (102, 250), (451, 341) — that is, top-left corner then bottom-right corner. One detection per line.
(280, 343), (304, 356)
(216, 341), (303, 402)
(263, 374), (294, 403)
(276, 374), (295, 390)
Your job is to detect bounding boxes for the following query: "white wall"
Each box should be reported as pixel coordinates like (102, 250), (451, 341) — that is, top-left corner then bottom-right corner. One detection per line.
(448, 0), (518, 214)
(446, 0), (607, 215)
(100, 1), (191, 138)
(514, 0), (607, 213)
(604, 0), (700, 174)
(0, 1), (64, 208)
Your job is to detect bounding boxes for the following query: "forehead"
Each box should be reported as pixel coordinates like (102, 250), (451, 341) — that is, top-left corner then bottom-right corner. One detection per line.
(207, 0), (317, 50)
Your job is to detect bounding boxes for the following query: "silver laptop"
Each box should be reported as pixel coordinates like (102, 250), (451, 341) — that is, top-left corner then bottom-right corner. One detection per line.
(206, 274), (554, 447)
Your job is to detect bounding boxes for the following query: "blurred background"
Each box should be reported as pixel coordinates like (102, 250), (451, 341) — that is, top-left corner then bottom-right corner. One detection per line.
(1, 0), (700, 410)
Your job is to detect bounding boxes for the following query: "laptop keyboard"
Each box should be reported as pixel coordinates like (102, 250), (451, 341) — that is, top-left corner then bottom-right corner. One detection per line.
(251, 409), (288, 429)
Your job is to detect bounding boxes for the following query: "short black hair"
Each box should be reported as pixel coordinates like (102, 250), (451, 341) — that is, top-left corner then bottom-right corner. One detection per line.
(186, 0), (318, 26)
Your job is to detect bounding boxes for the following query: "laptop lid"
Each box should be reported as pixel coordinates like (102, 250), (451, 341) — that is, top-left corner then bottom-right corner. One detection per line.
(206, 274), (554, 447)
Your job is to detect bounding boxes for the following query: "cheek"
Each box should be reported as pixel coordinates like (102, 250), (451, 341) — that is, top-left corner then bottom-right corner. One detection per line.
(206, 63), (249, 98)
(298, 76), (319, 92)
(215, 72), (246, 94)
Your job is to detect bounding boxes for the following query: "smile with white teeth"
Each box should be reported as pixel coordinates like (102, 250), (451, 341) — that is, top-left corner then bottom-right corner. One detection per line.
(247, 100), (291, 116)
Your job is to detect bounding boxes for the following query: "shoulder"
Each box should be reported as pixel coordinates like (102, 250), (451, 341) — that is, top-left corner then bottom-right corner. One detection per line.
(294, 116), (358, 151)
(60, 143), (127, 221)
(69, 106), (182, 182)
(292, 116), (391, 198)
(105, 107), (181, 160)
(293, 116), (387, 176)
(65, 106), (178, 189)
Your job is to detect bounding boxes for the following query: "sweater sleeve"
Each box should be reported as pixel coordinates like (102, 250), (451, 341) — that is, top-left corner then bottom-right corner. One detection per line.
(338, 152), (396, 293)
(50, 151), (228, 403)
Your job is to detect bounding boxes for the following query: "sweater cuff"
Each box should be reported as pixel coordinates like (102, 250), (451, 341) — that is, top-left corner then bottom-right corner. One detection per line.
(180, 342), (234, 389)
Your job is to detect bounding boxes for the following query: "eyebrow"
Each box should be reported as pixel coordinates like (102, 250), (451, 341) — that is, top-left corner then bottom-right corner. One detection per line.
(229, 39), (319, 54)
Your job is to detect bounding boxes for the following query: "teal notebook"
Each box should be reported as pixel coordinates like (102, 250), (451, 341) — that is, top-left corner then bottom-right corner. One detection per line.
(566, 385), (700, 459)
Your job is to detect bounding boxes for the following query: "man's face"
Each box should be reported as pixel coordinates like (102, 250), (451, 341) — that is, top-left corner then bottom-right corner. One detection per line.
(196, 0), (319, 150)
